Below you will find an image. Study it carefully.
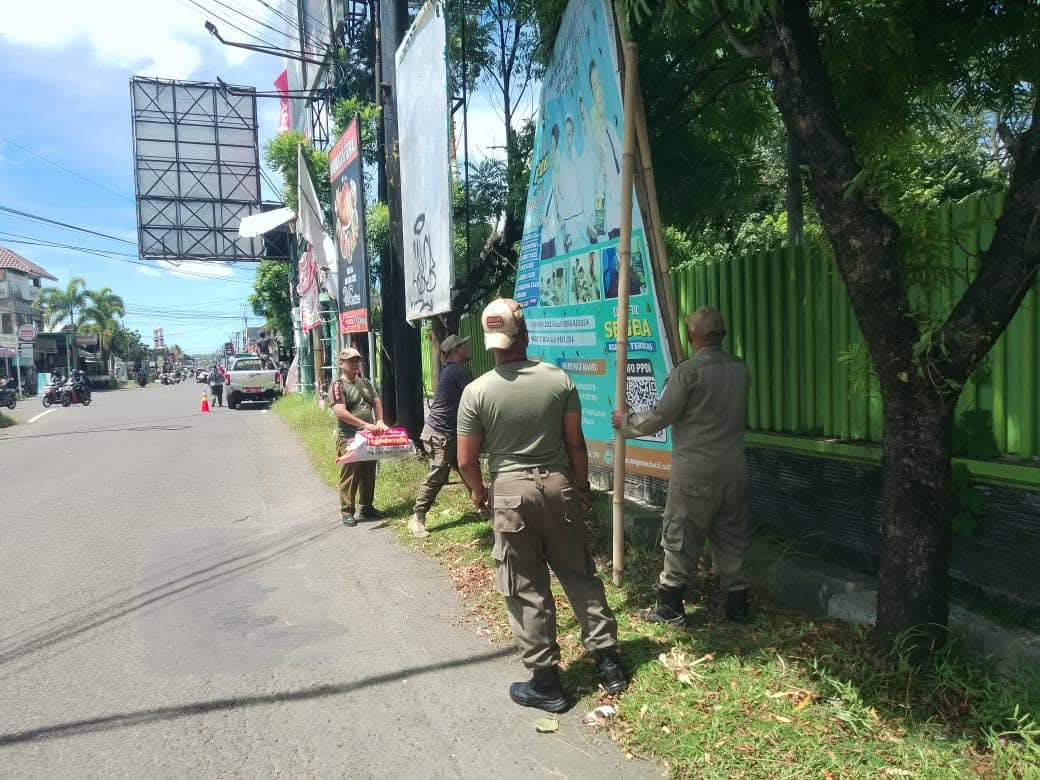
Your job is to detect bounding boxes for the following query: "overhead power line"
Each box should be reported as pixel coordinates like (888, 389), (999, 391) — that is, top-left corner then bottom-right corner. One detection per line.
(0, 237), (256, 285)
(0, 204), (136, 245)
(0, 138), (134, 202)
(178, 0), (284, 49)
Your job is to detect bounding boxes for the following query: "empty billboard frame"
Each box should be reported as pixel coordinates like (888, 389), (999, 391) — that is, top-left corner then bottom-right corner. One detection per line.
(131, 77), (265, 262)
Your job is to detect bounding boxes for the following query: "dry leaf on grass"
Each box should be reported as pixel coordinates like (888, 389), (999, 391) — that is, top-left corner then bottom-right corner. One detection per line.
(657, 649), (714, 686)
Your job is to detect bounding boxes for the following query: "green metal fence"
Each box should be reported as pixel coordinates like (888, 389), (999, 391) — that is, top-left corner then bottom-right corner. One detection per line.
(671, 192), (1040, 460)
(412, 192), (1038, 461)
(420, 316), (495, 396)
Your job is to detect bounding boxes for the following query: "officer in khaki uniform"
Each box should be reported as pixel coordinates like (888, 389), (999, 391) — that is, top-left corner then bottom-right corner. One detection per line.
(410, 334), (474, 538)
(330, 347), (388, 527)
(612, 306), (752, 624)
(458, 299), (627, 712)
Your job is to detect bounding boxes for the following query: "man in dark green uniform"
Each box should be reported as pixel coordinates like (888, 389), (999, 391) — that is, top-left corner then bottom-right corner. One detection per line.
(612, 306), (752, 623)
(330, 346), (388, 526)
(458, 299), (627, 713)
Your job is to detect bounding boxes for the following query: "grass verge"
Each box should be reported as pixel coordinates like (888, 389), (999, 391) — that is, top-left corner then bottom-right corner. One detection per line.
(0, 412), (15, 428)
(275, 394), (1040, 778)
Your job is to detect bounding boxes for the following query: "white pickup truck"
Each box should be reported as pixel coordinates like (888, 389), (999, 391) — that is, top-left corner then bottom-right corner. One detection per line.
(225, 355), (282, 409)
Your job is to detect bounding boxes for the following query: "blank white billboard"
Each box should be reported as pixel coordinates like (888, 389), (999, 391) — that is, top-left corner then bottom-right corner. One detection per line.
(395, 0), (453, 320)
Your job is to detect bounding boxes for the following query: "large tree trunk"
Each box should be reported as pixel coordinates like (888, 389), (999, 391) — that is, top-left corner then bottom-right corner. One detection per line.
(876, 384), (957, 656)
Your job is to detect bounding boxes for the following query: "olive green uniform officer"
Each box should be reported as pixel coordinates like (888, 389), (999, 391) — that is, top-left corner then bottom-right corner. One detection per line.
(457, 299), (627, 713)
(330, 347), (388, 527)
(612, 306), (752, 624)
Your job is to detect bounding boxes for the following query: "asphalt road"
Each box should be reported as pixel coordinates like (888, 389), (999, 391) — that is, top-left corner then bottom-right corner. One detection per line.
(0, 382), (654, 777)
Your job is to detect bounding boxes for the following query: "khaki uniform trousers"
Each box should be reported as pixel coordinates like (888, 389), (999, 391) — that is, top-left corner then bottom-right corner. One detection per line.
(337, 439), (376, 514)
(490, 469), (619, 670)
(414, 424), (458, 514)
(660, 479), (749, 592)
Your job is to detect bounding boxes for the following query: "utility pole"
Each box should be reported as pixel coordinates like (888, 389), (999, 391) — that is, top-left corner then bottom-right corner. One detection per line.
(378, 0), (423, 438)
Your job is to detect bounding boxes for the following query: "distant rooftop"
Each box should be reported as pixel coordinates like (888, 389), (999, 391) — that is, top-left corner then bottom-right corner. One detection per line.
(0, 246), (58, 281)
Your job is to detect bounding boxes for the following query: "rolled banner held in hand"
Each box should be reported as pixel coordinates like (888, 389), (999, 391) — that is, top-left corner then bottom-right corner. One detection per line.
(335, 427), (416, 463)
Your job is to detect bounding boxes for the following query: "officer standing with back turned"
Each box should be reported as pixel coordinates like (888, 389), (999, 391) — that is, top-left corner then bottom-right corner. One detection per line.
(613, 305), (752, 624)
(457, 299), (627, 713)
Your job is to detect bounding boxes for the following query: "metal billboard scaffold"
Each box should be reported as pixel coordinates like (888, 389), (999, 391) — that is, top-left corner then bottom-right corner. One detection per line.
(131, 77), (265, 262)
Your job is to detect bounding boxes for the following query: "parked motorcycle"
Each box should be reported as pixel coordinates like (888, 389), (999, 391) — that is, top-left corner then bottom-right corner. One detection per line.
(0, 387), (15, 410)
(59, 380), (92, 407)
(41, 379), (63, 408)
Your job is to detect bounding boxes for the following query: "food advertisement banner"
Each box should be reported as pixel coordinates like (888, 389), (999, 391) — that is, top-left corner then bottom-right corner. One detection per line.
(514, 0), (674, 478)
(395, 0), (453, 321)
(330, 117), (370, 333)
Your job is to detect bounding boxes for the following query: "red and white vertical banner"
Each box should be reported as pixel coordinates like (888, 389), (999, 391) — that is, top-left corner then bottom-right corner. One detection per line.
(274, 69), (290, 132)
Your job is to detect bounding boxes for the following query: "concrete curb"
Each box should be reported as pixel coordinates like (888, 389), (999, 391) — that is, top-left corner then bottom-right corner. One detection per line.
(601, 486), (1040, 676)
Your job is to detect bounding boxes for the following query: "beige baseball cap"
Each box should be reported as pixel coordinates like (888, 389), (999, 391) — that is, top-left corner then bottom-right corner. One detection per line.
(439, 334), (470, 354)
(338, 347), (362, 361)
(481, 298), (524, 350)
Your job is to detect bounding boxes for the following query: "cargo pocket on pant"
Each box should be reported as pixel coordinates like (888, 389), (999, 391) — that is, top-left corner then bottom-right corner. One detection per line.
(660, 515), (685, 552)
(492, 495), (524, 596)
(560, 485), (585, 523)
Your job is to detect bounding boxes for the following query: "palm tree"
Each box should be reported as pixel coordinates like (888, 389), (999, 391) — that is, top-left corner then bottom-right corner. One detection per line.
(82, 287), (126, 374)
(36, 277), (88, 374)
(37, 277), (88, 331)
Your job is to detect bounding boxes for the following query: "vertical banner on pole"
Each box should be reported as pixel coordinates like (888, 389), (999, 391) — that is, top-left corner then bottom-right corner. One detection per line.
(515, 0), (674, 481)
(330, 116), (371, 334)
(395, 0), (453, 321)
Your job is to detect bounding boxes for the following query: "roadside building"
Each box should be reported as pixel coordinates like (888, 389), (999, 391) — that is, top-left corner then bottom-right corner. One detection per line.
(0, 246), (57, 391)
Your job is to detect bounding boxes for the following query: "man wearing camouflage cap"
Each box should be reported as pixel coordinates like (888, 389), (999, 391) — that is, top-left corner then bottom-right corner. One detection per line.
(458, 299), (627, 713)
(612, 305), (753, 624)
(410, 333), (475, 538)
(330, 346), (387, 527)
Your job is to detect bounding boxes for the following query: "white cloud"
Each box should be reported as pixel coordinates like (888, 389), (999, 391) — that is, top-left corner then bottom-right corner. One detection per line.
(0, 0), (270, 79)
(135, 265), (162, 277)
(462, 88), (540, 164)
(158, 260), (240, 281)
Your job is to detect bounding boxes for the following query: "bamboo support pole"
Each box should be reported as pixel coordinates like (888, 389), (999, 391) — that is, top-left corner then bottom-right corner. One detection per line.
(612, 40), (640, 587)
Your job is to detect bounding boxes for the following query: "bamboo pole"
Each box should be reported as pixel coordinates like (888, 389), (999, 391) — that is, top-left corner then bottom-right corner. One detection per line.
(633, 88), (682, 365)
(612, 40), (640, 587)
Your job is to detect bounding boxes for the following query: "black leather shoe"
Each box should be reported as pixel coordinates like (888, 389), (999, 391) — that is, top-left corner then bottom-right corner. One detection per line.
(342, 513), (357, 527)
(725, 588), (752, 624)
(594, 649), (628, 694)
(509, 667), (571, 713)
(358, 505), (384, 520)
(640, 583), (686, 625)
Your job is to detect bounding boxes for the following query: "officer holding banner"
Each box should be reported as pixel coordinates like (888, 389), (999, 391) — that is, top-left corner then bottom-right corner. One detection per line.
(612, 306), (753, 624)
(457, 299), (627, 713)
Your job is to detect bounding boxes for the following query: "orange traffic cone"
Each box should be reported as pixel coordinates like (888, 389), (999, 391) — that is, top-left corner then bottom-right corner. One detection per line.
(200, 390), (210, 413)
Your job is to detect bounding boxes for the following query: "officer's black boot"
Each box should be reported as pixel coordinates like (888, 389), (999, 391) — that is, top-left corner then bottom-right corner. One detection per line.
(509, 667), (571, 713)
(725, 588), (752, 624)
(640, 583), (686, 625)
(594, 648), (628, 695)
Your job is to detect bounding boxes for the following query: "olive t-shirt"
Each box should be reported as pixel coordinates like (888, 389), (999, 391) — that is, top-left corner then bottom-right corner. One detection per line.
(456, 359), (580, 476)
(330, 376), (377, 440)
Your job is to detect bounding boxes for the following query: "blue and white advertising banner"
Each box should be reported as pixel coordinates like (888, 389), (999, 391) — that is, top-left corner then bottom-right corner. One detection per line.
(395, 0), (453, 321)
(515, 0), (674, 478)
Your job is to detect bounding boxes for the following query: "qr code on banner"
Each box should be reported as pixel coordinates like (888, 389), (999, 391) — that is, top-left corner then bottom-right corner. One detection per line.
(625, 361), (666, 443)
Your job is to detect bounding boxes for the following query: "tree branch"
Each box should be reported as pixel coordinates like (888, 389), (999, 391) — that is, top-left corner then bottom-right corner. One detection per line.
(760, 0), (919, 385)
(711, 0), (768, 58)
(937, 91), (1040, 382)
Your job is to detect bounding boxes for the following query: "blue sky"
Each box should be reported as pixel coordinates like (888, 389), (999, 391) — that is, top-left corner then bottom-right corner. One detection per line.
(0, 1), (535, 355)
(0, 0), (288, 354)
